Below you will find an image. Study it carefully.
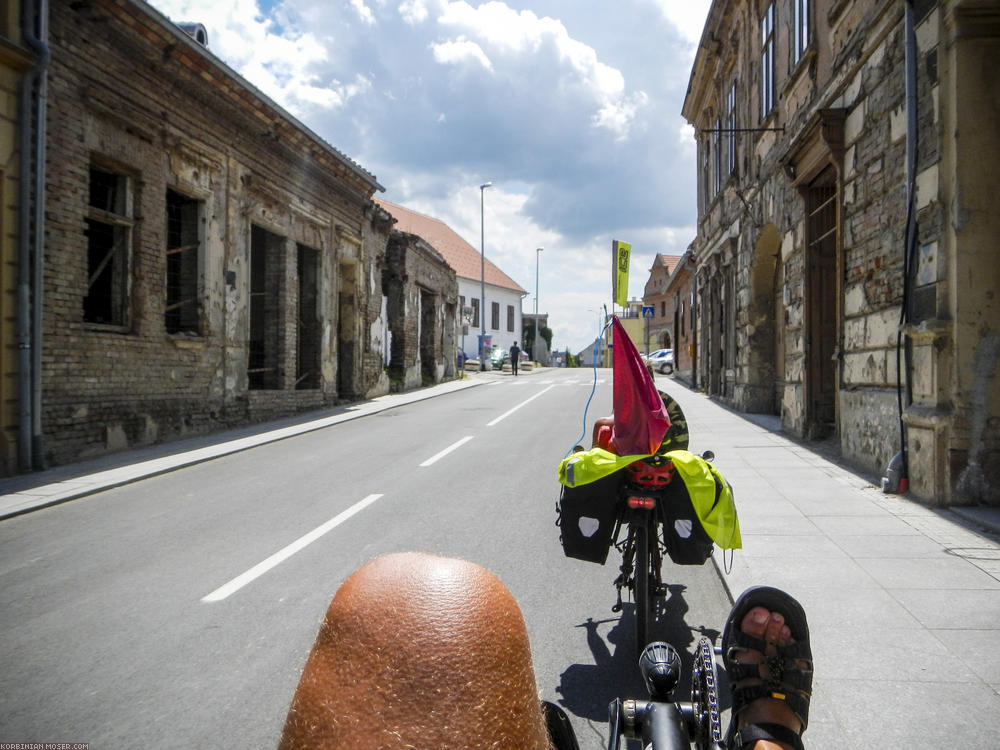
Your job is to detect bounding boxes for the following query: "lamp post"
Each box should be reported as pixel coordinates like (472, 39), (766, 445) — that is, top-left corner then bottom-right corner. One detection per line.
(534, 247), (543, 361)
(479, 181), (492, 371)
(587, 307), (601, 367)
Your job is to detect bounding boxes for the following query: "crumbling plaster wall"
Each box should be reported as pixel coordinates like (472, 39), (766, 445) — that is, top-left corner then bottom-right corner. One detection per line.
(384, 232), (457, 392)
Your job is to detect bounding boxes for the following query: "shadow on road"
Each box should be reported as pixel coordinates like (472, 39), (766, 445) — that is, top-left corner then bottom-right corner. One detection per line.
(555, 585), (723, 722)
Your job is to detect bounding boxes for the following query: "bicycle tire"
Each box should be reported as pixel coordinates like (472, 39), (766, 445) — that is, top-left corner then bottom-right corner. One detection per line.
(633, 520), (650, 661)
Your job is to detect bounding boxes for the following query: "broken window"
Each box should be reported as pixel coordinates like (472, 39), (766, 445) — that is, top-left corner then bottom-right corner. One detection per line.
(165, 190), (202, 334)
(296, 243), (320, 390)
(249, 225), (286, 390)
(84, 165), (133, 326)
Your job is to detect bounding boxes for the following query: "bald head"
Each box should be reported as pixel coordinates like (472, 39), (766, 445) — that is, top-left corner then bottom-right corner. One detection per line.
(279, 552), (552, 749)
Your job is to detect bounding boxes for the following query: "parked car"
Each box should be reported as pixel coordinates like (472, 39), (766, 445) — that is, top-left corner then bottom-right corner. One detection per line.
(647, 348), (674, 374)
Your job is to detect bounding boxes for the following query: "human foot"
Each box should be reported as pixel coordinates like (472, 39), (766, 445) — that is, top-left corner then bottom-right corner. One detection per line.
(722, 587), (813, 750)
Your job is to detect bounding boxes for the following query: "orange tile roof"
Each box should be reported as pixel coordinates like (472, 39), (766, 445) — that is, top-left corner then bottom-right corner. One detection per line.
(376, 198), (526, 294)
(651, 253), (683, 275)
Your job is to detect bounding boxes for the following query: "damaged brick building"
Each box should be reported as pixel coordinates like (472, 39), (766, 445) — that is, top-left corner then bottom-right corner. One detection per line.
(2, 0), (458, 473)
(682, 1), (999, 505)
(382, 230), (458, 391)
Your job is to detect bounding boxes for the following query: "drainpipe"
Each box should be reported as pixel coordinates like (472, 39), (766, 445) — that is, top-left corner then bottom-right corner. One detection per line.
(17, 0), (49, 471)
(883, 0), (917, 493)
(685, 254), (698, 391)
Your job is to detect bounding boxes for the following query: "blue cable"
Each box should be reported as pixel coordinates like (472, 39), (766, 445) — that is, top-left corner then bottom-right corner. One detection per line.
(565, 318), (612, 457)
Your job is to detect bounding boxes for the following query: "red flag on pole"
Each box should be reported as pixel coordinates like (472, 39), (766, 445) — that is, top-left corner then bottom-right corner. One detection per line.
(610, 316), (670, 456)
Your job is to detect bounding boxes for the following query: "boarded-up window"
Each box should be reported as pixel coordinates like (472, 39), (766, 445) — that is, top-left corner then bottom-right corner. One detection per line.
(84, 166), (133, 326)
(165, 190), (201, 334)
(249, 225), (285, 390)
(296, 244), (320, 389)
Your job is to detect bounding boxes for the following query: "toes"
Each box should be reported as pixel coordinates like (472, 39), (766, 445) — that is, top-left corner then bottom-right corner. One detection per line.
(763, 612), (788, 646)
(740, 606), (771, 639)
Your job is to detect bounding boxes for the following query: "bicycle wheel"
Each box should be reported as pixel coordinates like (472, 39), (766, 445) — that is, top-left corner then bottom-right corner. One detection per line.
(633, 520), (650, 661)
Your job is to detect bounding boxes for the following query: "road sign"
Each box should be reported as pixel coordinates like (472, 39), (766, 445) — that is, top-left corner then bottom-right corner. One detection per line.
(642, 305), (654, 318)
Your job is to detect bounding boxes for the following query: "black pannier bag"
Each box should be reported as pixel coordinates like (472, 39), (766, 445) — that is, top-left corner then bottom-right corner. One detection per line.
(557, 471), (623, 565)
(655, 473), (715, 565)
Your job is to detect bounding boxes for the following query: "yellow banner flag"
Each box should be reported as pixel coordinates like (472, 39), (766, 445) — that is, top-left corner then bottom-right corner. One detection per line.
(613, 240), (631, 307)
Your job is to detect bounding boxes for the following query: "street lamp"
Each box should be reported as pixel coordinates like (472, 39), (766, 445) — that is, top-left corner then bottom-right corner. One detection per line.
(587, 307), (602, 367)
(534, 247), (543, 361)
(479, 181), (492, 371)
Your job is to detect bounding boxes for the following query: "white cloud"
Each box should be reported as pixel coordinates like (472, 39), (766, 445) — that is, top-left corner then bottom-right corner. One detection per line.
(650, 0), (713, 44)
(430, 38), (493, 71)
(145, 0), (710, 352)
(398, 0), (430, 25)
(435, 2), (644, 138)
(349, 0), (376, 25)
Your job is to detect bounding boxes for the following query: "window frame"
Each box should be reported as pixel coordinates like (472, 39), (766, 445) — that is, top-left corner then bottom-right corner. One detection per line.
(84, 163), (135, 330)
(506, 304), (514, 332)
(792, 0), (811, 67)
(727, 82), (738, 176)
(165, 188), (203, 335)
(713, 117), (722, 196)
(760, 3), (776, 120)
(491, 301), (500, 330)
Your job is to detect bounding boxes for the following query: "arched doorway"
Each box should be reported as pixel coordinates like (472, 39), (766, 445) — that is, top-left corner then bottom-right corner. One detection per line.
(750, 223), (780, 413)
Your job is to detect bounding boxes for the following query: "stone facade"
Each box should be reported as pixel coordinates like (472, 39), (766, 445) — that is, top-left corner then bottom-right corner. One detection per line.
(0, 0), (457, 473)
(383, 231), (458, 391)
(682, 0), (1000, 506)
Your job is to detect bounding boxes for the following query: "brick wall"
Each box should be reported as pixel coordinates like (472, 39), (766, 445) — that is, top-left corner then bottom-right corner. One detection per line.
(35, 0), (390, 468)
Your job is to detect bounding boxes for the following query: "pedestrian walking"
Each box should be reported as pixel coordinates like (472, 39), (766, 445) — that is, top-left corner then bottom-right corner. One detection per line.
(509, 342), (521, 376)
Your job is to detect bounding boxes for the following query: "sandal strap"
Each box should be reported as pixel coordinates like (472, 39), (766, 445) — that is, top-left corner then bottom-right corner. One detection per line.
(727, 658), (813, 693)
(731, 682), (811, 730)
(727, 628), (812, 663)
(731, 722), (804, 750)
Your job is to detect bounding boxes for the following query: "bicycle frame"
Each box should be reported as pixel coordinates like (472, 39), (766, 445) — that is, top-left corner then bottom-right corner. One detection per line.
(607, 639), (723, 750)
(612, 490), (667, 660)
(608, 697), (690, 750)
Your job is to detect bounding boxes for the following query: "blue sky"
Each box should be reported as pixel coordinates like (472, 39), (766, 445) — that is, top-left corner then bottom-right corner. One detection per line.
(147, 0), (711, 353)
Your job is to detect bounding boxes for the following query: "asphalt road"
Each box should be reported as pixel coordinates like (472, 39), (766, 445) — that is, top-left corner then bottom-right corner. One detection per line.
(0, 369), (733, 749)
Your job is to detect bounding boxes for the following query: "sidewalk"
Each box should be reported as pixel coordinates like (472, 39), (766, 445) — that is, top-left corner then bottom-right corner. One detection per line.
(657, 379), (1000, 749)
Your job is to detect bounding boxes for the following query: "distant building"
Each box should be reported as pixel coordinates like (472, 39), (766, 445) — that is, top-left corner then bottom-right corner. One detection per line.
(375, 199), (527, 366)
(522, 313), (549, 365)
(383, 232), (459, 391)
(654, 251), (697, 387)
(641, 254), (684, 351)
(683, 1), (1000, 505)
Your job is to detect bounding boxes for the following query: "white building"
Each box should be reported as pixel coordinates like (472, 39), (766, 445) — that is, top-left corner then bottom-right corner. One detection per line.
(376, 199), (527, 365)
